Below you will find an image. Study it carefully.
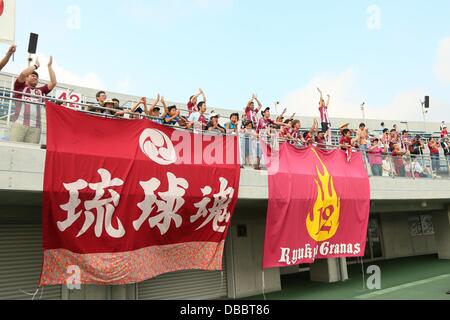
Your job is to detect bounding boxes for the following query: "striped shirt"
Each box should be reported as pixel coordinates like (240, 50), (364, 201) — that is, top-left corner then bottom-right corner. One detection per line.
(257, 118), (275, 133)
(319, 106), (330, 124)
(187, 101), (198, 115)
(289, 128), (300, 140)
(12, 80), (51, 129)
(245, 107), (259, 128)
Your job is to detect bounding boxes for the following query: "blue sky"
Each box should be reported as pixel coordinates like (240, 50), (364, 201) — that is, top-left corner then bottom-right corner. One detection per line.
(2, 0), (450, 122)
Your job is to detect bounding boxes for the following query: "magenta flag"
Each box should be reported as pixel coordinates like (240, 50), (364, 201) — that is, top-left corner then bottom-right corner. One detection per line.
(263, 143), (370, 269)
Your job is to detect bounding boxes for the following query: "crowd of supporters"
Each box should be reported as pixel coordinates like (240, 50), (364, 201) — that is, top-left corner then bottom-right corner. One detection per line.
(1, 44), (449, 175)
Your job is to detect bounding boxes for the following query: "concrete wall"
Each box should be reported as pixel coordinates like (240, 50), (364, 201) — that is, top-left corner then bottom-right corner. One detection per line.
(3, 143), (450, 202)
(226, 201), (281, 299)
(370, 177), (450, 201)
(433, 210), (450, 259)
(379, 212), (437, 259)
(2, 143), (450, 300)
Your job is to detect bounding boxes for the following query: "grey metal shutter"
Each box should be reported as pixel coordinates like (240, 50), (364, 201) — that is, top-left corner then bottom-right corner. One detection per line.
(137, 257), (227, 300)
(0, 224), (62, 300)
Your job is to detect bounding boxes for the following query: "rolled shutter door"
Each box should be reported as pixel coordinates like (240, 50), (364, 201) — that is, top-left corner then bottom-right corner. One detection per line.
(137, 257), (227, 300)
(0, 224), (62, 300)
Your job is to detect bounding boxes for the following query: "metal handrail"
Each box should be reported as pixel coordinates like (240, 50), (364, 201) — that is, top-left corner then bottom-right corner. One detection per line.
(1, 93), (450, 181)
(1, 91), (449, 162)
(0, 86), (229, 122)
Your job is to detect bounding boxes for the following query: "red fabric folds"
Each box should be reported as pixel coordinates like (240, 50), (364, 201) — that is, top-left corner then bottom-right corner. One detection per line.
(40, 102), (240, 286)
(262, 143), (370, 269)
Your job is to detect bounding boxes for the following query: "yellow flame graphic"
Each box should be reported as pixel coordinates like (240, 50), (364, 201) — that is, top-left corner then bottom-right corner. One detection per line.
(306, 149), (341, 242)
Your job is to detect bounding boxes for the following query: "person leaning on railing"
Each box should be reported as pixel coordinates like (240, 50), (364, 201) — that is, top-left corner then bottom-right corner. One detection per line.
(355, 123), (369, 152)
(441, 125), (448, 139)
(441, 137), (450, 160)
(428, 137), (441, 174)
(409, 135), (425, 158)
(89, 91), (107, 113)
(339, 128), (357, 162)
(408, 157), (432, 178)
(103, 99), (125, 117)
(302, 119), (319, 146)
(339, 129), (355, 151)
(164, 104), (188, 128)
(380, 128), (390, 147)
(147, 96), (164, 124)
(225, 113), (240, 134)
(206, 113), (226, 134)
(286, 120), (303, 145)
(368, 138), (388, 177)
(315, 130), (327, 147)
(257, 107), (287, 134)
(0, 44), (16, 71)
(382, 154), (393, 177)
(280, 118), (293, 139)
(400, 130), (412, 153)
(10, 56), (57, 145)
(391, 143), (407, 177)
(187, 101), (208, 131)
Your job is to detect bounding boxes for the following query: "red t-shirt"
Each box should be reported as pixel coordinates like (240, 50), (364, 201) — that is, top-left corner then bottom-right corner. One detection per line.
(340, 136), (352, 145)
(391, 150), (405, 169)
(315, 135), (326, 145)
(198, 114), (207, 127)
(187, 101), (198, 114)
(428, 143), (440, 155)
(304, 132), (313, 144)
(441, 129), (448, 138)
(280, 126), (290, 138)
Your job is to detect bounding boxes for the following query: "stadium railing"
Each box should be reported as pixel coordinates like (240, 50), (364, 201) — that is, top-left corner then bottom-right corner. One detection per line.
(0, 88), (449, 181)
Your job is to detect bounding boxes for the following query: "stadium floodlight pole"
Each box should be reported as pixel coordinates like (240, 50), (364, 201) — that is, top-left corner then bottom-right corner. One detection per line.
(274, 101), (280, 117)
(360, 102), (366, 123)
(420, 99), (427, 132)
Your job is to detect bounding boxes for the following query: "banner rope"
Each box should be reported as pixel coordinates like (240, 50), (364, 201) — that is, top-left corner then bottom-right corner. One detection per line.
(262, 270), (267, 301)
(19, 287), (40, 300)
(360, 257), (366, 290)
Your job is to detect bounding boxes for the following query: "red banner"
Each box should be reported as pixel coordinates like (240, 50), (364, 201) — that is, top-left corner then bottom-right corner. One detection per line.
(262, 143), (370, 269)
(40, 102), (240, 286)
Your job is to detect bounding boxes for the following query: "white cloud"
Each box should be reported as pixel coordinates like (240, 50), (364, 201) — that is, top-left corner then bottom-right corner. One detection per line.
(116, 76), (132, 94)
(52, 66), (104, 90)
(283, 68), (362, 119)
(283, 69), (449, 123)
(366, 90), (426, 121)
(371, 91), (449, 123)
(434, 38), (450, 86)
(4, 55), (105, 90)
